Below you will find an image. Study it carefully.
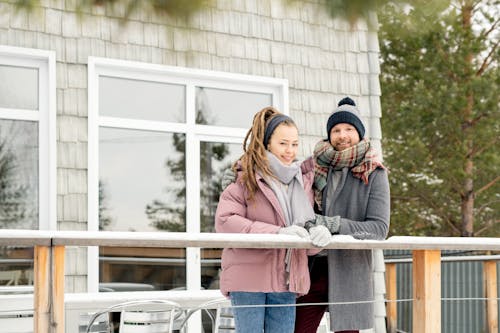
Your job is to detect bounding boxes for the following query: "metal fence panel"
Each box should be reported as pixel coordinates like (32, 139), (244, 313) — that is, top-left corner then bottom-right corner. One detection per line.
(385, 250), (497, 333)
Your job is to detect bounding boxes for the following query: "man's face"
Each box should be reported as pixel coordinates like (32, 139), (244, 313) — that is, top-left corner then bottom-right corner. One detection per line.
(329, 123), (360, 151)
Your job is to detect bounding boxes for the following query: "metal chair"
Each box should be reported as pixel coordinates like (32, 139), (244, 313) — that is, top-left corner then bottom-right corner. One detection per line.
(179, 298), (235, 333)
(0, 270), (22, 285)
(85, 299), (183, 333)
(81, 311), (110, 333)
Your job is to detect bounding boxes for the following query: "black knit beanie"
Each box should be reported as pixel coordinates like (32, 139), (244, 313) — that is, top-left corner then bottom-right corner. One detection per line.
(326, 97), (365, 141)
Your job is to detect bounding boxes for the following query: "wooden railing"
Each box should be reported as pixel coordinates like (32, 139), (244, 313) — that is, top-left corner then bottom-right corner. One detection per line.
(1, 230), (499, 333)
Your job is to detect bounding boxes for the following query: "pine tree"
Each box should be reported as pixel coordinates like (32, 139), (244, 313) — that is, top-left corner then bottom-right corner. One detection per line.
(379, 1), (499, 236)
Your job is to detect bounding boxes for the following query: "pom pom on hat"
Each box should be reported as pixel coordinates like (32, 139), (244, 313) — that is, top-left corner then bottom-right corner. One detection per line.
(338, 97), (356, 107)
(326, 97), (365, 141)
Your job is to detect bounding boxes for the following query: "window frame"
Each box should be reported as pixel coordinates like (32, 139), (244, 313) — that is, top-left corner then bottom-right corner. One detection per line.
(0, 45), (56, 231)
(87, 57), (288, 292)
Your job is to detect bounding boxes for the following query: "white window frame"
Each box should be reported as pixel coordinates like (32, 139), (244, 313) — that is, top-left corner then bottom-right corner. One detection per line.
(0, 45), (56, 231)
(87, 57), (288, 293)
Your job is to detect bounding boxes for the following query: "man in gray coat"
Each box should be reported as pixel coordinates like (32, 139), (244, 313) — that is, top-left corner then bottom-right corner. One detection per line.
(295, 97), (390, 333)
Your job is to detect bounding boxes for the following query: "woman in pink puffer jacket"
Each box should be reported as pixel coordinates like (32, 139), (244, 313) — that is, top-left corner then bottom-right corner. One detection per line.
(215, 107), (324, 333)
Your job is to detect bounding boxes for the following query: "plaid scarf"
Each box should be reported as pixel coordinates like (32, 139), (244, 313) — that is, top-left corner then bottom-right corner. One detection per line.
(313, 138), (385, 209)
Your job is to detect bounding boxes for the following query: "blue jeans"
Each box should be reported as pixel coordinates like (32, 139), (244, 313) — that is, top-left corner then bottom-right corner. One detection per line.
(230, 291), (296, 333)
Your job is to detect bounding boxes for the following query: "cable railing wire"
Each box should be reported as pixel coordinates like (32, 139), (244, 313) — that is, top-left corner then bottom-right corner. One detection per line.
(180, 296), (500, 311)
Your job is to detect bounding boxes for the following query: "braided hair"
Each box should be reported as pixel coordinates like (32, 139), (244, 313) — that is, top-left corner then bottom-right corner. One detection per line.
(234, 106), (297, 200)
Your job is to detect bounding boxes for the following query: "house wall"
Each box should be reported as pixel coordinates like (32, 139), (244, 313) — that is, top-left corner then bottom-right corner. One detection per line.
(0, 0), (384, 325)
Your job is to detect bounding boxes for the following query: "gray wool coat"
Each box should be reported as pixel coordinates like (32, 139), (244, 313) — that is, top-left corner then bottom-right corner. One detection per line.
(321, 167), (390, 331)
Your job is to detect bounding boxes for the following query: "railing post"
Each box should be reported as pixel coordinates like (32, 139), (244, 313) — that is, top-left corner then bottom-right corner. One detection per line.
(385, 262), (397, 333)
(484, 260), (498, 333)
(34, 244), (65, 333)
(52, 245), (65, 333)
(412, 250), (441, 333)
(34, 245), (50, 333)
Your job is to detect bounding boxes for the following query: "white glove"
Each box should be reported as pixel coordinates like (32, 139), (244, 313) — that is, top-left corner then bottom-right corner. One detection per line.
(278, 225), (310, 239)
(309, 225), (331, 247)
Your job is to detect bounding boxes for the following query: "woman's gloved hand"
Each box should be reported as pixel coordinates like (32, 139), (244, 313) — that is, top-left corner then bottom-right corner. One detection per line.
(309, 225), (331, 247)
(278, 225), (310, 239)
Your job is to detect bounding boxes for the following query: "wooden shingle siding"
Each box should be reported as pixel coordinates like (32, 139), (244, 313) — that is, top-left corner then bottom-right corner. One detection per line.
(1, 3), (384, 331)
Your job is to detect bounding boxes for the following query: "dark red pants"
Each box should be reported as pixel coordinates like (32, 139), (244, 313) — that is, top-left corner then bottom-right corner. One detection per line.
(294, 256), (359, 333)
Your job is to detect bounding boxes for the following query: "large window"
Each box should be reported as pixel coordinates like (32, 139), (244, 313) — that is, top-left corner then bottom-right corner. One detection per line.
(88, 57), (287, 294)
(0, 46), (56, 289)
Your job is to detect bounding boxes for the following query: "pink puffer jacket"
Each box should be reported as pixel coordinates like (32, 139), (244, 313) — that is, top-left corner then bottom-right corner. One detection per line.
(215, 157), (317, 297)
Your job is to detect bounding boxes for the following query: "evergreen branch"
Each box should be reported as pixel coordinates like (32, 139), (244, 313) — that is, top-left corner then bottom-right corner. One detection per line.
(442, 216), (461, 235)
(475, 219), (499, 236)
(433, 40), (458, 81)
(411, 183), (461, 234)
(454, 186), (464, 198)
(447, 172), (464, 197)
(470, 112), (486, 127)
(476, 199), (500, 215)
(471, 136), (498, 158)
(472, 1), (481, 11)
(476, 176), (500, 196)
(390, 195), (420, 201)
(482, 17), (500, 39)
(476, 38), (499, 76)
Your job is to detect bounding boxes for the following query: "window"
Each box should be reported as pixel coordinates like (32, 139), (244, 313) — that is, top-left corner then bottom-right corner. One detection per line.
(88, 57), (287, 293)
(0, 46), (56, 288)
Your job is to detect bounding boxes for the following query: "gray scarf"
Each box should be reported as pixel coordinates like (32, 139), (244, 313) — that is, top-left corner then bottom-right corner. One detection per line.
(265, 151), (315, 227)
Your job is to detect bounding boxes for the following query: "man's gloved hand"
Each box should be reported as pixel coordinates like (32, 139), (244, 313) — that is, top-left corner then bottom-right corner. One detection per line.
(278, 225), (310, 239)
(309, 225), (331, 247)
(314, 214), (340, 234)
(221, 167), (236, 190)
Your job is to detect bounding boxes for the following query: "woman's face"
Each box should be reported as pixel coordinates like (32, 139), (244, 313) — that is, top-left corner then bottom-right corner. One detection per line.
(329, 123), (360, 151)
(267, 124), (299, 165)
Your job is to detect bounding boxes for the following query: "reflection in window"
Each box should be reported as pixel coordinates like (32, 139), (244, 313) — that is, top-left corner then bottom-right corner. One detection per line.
(99, 76), (186, 122)
(0, 120), (38, 230)
(99, 128), (187, 291)
(99, 128), (186, 232)
(99, 247), (186, 291)
(200, 141), (242, 290)
(0, 246), (34, 288)
(0, 65), (38, 110)
(196, 87), (272, 127)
